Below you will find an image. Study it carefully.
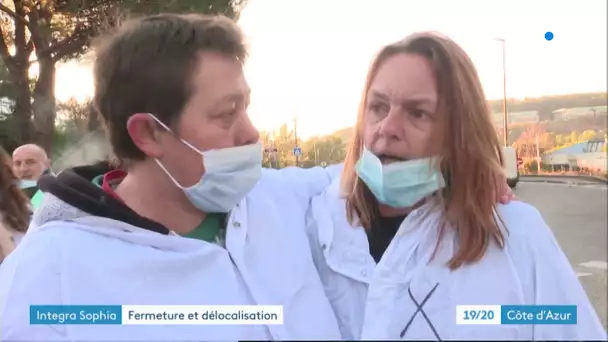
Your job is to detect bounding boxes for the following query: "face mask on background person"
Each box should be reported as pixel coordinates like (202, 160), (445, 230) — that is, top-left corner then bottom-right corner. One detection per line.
(355, 147), (446, 208)
(18, 179), (38, 190)
(149, 114), (263, 213)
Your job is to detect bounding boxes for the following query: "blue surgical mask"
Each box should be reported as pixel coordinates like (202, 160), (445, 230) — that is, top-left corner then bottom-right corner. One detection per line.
(150, 114), (263, 213)
(19, 179), (38, 189)
(355, 147), (446, 208)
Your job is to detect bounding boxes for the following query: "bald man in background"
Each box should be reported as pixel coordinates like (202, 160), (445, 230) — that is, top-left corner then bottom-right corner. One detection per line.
(12, 144), (50, 181)
(12, 144), (51, 199)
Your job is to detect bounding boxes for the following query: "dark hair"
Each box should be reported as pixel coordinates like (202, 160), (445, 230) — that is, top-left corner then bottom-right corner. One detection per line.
(93, 13), (247, 163)
(0, 147), (31, 232)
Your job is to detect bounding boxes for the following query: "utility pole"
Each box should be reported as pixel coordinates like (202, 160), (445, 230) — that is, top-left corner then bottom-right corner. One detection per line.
(293, 117), (299, 167)
(270, 129), (278, 169)
(535, 134), (541, 174)
(501, 39), (509, 146)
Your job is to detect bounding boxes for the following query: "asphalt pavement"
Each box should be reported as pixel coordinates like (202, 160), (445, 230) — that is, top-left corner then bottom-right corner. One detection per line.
(514, 181), (607, 328)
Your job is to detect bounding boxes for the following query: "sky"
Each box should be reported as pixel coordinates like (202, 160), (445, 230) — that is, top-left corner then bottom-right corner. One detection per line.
(54, 0), (607, 139)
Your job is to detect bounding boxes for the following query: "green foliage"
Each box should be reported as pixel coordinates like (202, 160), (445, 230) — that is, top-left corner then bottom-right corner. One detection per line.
(0, 113), (19, 152)
(260, 123), (347, 168)
(44, 0), (248, 62)
(578, 129), (600, 142)
(52, 97), (106, 160)
(0, 57), (11, 98)
(539, 129), (605, 155)
(0, 0), (248, 151)
(119, 0), (248, 20)
(302, 135), (346, 165)
(56, 97), (94, 134)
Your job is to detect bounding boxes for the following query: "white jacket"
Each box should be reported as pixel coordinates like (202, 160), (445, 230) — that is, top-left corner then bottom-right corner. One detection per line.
(307, 177), (606, 340)
(0, 166), (343, 342)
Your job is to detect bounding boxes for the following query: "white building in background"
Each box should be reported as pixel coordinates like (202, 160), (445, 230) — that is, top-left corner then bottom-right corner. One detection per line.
(493, 110), (539, 128)
(552, 106), (608, 121)
(542, 140), (607, 173)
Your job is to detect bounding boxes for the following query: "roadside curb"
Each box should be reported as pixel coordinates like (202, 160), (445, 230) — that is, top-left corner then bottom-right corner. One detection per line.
(520, 175), (608, 185)
(521, 179), (568, 184)
(520, 179), (602, 186)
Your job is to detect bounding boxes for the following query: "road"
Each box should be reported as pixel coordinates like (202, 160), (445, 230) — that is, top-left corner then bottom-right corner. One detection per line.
(515, 181), (607, 328)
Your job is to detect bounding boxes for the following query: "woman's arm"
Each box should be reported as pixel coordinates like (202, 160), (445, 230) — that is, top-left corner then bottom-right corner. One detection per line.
(261, 164), (343, 209)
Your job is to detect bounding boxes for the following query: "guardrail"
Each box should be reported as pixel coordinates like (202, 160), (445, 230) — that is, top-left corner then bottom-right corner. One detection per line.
(520, 174), (608, 184)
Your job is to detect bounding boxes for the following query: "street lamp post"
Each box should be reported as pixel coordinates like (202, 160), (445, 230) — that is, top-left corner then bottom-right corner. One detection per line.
(293, 117), (299, 167)
(495, 38), (509, 146)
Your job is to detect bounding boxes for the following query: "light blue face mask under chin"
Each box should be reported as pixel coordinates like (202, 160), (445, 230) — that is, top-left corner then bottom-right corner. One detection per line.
(18, 179), (38, 189)
(355, 147), (446, 208)
(147, 113), (263, 213)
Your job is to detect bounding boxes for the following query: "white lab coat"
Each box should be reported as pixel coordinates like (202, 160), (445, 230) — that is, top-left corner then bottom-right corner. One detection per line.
(0, 166), (343, 342)
(307, 177), (607, 340)
(306, 179), (373, 339)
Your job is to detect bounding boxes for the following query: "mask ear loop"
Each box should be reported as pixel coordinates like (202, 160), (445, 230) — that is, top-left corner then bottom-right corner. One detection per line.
(146, 113), (203, 190)
(146, 113), (204, 153)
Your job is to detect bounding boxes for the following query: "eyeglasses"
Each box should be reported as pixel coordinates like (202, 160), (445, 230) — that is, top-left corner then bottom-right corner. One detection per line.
(400, 282), (442, 340)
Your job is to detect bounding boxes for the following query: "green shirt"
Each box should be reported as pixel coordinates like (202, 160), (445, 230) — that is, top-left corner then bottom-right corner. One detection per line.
(185, 214), (227, 247)
(91, 174), (226, 246)
(92, 174), (104, 188)
(31, 190), (44, 210)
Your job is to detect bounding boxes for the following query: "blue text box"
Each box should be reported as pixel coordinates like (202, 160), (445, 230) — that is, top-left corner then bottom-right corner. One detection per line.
(501, 305), (577, 325)
(30, 305), (122, 325)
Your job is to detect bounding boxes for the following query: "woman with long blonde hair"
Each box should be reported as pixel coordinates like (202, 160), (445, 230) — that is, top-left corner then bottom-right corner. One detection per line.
(306, 32), (605, 340)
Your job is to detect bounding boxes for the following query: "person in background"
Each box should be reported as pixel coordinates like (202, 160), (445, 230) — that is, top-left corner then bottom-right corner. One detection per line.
(306, 32), (605, 340)
(0, 13), (341, 341)
(12, 143), (51, 182)
(0, 147), (31, 262)
(12, 143), (52, 198)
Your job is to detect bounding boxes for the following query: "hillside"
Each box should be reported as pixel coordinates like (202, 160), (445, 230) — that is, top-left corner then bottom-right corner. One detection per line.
(323, 92), (608, 144)
(488, 92), (607, 121)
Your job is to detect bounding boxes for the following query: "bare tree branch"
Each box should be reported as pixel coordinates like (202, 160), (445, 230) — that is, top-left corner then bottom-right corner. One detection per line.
(25, 38), (34, 56)
(51, 28), (92, 62)
(12, 0), (28, 60)
(26, 6), (50, 57)
(0, 3), (30, 27)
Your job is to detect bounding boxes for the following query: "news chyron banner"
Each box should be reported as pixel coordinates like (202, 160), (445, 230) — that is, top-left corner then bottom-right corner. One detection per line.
(30, 305), (283, 325)
(456, 305), (577, 325)
(31, 304), (578, 326)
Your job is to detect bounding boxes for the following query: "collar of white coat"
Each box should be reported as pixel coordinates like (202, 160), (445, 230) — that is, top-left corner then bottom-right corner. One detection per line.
(310, 177), (446, 284)
(29, 192), (251, 253)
